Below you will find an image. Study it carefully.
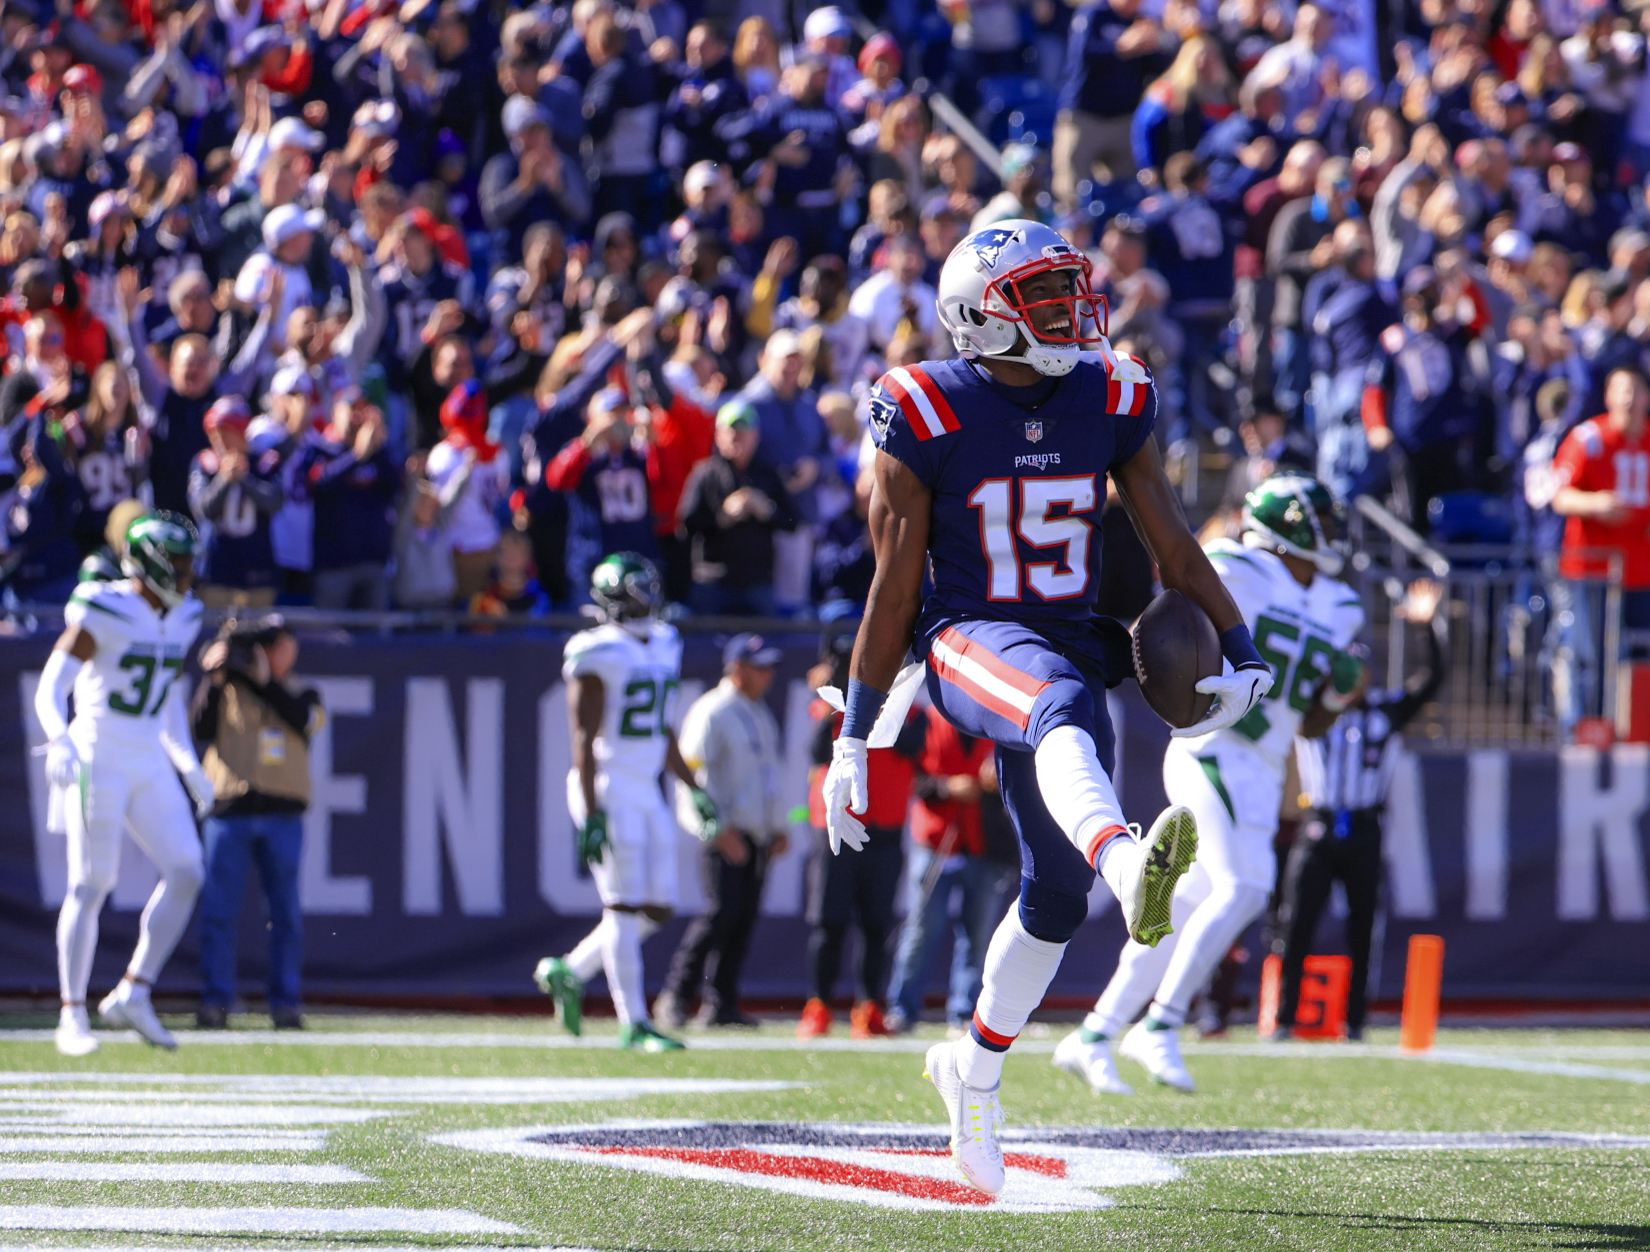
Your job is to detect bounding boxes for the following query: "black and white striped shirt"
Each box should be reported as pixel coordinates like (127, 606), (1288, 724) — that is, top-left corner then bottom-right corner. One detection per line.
(1296, 617), (1445, 814)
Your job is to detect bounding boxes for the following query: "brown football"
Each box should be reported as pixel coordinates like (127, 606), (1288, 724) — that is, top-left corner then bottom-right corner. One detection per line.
(1132, 589), (1223, 729)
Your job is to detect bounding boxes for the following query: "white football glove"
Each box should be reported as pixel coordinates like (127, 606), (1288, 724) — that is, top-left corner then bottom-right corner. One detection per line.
(43, 735), (79, 788)
(820, 736), (869, 854)
(182, 766), (216, 821)
(1170, 663), (1273, 739)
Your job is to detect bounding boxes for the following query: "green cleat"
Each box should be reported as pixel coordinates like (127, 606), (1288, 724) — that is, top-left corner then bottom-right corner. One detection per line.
(534, 957), (585, 1037)
(620, 1021), (686, 1053)
(1119, 805), (1198, 948)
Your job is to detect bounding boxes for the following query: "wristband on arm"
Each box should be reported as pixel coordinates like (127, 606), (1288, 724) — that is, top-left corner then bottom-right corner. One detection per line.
(839, 677), (887, 740)
(1220, 623), (1266, 671)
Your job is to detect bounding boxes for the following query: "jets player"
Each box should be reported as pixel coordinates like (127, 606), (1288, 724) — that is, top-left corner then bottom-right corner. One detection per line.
(37, 512), (215, 1056)
(1060, 475), (1365, 1094)
(533, 552), (719, 1053)
(820, 220), (1275, 1196)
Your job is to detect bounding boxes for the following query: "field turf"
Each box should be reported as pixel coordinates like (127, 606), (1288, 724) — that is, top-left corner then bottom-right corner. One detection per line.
(0, 1012), (1648, 1250)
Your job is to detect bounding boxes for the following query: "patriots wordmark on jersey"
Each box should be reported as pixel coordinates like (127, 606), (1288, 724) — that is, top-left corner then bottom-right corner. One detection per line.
(560, 620), (685, 784)
(1182, 539), (1365, 767)
(869, 353), (1155, 630)
(63, 579), (205, 742)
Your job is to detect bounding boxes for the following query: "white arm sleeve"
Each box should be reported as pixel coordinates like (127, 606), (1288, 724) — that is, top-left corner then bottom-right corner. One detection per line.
(159, 676), (203, 775)
(35, 649), (82, 742)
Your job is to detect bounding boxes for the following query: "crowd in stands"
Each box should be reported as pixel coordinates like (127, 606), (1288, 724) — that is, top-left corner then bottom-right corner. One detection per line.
(2, 0), (1650, 636)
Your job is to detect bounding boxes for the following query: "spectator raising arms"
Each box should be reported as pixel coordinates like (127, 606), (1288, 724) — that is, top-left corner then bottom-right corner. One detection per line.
(117, 265), (272, 515)
(427, 379), (511, 601)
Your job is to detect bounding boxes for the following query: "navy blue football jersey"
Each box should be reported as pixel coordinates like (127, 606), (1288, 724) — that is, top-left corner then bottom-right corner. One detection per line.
(869, 354), (1156, 630)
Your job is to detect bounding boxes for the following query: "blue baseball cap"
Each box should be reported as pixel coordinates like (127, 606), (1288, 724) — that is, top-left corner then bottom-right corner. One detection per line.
(723, 633), (782, 668)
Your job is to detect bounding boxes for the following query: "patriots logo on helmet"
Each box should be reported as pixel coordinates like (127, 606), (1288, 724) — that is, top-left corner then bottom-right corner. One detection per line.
(966, 227), (1019, 269)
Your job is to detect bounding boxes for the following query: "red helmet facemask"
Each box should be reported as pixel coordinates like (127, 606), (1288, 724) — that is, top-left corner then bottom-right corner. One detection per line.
(983, 254), (1111, 348)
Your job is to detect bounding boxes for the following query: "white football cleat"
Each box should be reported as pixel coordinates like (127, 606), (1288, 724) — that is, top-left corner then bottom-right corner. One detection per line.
(1117, 806), (1197, 948)
(1053, 1028), (1135, 1095)
(1119, 1019), (1195, 1091)
(922, 1041), (1006, 1196)
(54, 1005), (98, 1057)
(98, 982), (178, 1050)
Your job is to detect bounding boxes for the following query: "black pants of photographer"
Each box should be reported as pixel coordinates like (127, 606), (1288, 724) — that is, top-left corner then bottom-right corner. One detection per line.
(662, 831), (772, 1023)
(807, 825), (903, 1003)
(1277, 808), (1382, 1035)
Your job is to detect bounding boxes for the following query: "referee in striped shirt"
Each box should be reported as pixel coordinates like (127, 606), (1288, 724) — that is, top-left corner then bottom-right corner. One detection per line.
(1276, 579), (1446, 1040)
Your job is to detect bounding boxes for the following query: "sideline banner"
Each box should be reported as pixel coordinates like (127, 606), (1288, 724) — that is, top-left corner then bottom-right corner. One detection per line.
(0, 631), (1645, 1002)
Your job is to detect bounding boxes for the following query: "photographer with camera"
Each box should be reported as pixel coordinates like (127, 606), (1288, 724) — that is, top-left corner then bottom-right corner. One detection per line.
(190, 616), (324, 1030)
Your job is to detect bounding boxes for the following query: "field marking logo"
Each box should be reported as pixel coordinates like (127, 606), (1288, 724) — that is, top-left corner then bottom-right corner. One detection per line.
(431, 1121), (1650, 1215)
(432, 1120), (1178, 1213)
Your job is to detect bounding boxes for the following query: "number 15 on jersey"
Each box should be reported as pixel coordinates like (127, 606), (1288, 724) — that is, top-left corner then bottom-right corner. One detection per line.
(969, 475), (1099, 602)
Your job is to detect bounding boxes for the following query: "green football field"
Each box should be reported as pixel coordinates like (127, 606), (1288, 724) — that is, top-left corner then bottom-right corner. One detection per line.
(1, 1011), (1648, 1251)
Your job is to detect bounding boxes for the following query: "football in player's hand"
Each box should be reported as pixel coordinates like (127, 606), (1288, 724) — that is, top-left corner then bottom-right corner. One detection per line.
(1132, 590), (1222, 729)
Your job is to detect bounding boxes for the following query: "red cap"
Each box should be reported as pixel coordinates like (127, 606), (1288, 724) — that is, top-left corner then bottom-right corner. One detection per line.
(204, 396), (252, 431)
(62, 64), (103, 96)
(401, 207), (469, 269)
(858, 32), (901, 75)
(440, 378), (488, 431)
(401, 207), (439, 238)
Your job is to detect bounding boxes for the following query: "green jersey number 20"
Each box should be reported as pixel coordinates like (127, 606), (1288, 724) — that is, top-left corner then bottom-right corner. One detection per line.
(618, 677), (679, 738)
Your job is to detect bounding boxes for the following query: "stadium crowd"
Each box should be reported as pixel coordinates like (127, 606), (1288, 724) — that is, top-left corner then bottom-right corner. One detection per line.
(0, 0), (1648, 653)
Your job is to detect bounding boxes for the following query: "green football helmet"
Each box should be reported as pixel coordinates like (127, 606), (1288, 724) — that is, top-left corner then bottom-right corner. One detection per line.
(590, 551), (662, 624)
(122, 511), (199, 606)
(1242, 475), (1349, 576)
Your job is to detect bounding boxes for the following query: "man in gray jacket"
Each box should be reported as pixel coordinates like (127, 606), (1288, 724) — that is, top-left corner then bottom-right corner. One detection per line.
(656, 634), (790, 1028)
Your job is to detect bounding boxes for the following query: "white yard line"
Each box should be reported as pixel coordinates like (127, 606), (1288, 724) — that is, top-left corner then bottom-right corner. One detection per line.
(0, 1135), (328, 1153)
(0, 1162), (371, 1183)
(0, 1205), (522, 1235)
(0, 1028), (941, 1051)
(1420, 1049), (1650, 1085)
(0, 1104), (384, 1126)
(4, 1032), (1650, 1091)
(0, 1077), (800, 1105)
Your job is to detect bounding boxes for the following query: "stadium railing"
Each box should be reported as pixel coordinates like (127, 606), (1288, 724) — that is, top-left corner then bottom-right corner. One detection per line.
(1349, 499), (1628, 748)
(0, 604), (860, 645)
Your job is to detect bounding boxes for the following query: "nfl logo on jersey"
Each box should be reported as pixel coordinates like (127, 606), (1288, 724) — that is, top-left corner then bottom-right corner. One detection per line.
(1025, 422), (1043, 443)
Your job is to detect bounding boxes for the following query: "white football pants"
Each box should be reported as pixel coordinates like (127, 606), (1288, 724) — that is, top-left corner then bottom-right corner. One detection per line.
(567, 770), (681, 910)
(57, 744), (204, 1004)
(1091, 737), (1280, 1031)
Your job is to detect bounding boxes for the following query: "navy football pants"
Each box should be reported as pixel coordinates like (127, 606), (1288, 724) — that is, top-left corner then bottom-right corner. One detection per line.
(922, 618), (1114, 943)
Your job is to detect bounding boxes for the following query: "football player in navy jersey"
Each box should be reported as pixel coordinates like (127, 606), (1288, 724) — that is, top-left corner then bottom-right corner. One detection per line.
(820, 220), (1274, 1196)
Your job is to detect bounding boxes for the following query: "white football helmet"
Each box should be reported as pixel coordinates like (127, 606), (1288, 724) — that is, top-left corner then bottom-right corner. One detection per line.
(936, 219), (1110, 377)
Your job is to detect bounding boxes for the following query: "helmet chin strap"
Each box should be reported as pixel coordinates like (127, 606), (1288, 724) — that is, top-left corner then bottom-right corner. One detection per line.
(992, 322), (1126, 378)
(976, 328), (1087, 377)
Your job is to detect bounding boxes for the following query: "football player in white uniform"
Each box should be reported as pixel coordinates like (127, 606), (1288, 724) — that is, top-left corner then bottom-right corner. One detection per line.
(1058, 476), (1366, 1093)
(534, 553), (719, 1052)
(37, 512), (215, 1056)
